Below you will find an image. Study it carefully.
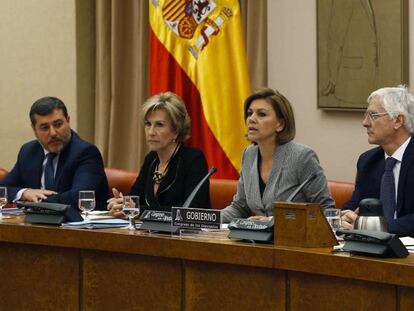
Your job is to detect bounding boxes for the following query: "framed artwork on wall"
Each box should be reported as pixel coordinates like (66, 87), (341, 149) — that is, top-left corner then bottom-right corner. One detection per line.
(317, 0), (409, 110)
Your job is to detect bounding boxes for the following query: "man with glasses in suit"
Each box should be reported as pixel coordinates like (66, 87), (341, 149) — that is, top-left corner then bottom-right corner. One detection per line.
(341, 86), (414, 236)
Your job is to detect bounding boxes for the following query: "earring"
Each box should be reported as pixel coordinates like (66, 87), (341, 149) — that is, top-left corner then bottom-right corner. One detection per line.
(172, 138), (176, 143)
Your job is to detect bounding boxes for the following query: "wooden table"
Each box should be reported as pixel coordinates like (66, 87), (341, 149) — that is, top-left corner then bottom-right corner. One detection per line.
(0, 216), (413, 310)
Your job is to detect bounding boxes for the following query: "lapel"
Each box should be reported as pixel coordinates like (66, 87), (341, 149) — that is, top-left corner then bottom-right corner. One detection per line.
(53, 131), (75, 188)
(246, 146), (262, 208)
(144, 146), (182, 207)
(247, 143), (290, 209)
(144, 156), (158, 207)
(32, 144), (45, 189)
(263, 143), (289, 204)
(157, 146), (181, 196)
(396, 137), (414, 213)
(370, 148), (385, 192)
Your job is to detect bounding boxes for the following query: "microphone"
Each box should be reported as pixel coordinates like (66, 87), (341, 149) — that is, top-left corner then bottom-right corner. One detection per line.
(182, 167), (217, 207)
(286, 172), (319, 202)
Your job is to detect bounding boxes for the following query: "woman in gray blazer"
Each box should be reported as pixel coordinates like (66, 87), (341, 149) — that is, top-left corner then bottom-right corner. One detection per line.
(222, 88), (335, 223)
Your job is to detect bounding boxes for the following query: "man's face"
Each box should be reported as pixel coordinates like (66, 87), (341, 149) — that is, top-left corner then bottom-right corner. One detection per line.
(31, 109), (71, 153)
(362, 96), (397, 147)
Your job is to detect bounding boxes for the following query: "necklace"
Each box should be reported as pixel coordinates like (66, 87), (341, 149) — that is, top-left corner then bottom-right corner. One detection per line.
(152, 144), (180, 184)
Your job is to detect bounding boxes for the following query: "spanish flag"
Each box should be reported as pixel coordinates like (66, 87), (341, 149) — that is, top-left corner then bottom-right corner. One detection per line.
(149, 0), (251, 179)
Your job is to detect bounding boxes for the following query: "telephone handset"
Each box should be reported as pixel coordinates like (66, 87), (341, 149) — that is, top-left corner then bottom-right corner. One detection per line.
(17, 201), (83, 225)
(336, 229), (409, 258)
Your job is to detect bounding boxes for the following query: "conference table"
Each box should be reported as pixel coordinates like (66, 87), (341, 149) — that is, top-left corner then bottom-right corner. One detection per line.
(0, 216), (414, 310)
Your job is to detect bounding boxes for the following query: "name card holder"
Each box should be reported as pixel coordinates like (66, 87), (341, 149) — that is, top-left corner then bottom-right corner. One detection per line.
(273, 202), (337, 247)
(171, 207), (222, 238)
(228, 218), (274, 242)
(139, 210), (179, 233)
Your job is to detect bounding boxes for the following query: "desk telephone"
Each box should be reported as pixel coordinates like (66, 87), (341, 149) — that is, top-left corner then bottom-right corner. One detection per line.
(17, 201), (83, 225)
(336, 229), (409, 258)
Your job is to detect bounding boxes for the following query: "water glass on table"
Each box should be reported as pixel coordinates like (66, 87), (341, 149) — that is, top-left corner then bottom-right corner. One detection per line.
(0, 187), (7, 219)
(79, 190), (96, 220)
(324, 208), (341, 234)
(122, 195), (140, 230)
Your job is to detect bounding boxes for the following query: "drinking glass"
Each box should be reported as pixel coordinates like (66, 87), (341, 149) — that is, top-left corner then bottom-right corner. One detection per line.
(0, 187), (7, 219)
(79, 190), (95, 220)
(324, 208), (341, 234)
(122, 195), (140, 230)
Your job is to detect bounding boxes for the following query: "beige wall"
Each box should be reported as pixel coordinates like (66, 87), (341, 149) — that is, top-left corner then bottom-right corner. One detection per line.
(0, 0), (77, 170)
(268, 0), (414, 182)
(1, 0), (413, 183)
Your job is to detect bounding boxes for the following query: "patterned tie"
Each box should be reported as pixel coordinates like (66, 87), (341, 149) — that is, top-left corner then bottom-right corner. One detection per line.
(44, 153), (57, 190)
(380, 157), (398, 221)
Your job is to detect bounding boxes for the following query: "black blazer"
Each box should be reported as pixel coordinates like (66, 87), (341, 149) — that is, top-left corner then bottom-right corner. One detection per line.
(0, 131), (110, 210)
(343, 137), (414, 236)
(129, 145), (211, 211)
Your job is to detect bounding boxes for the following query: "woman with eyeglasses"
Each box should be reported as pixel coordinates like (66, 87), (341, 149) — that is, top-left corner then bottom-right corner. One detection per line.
(222, 88), (334, 223)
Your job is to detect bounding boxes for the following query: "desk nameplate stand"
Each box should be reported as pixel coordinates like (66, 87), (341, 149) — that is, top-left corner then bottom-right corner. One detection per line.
(273, 202), (337, 247)
(139, 210), (179, 233)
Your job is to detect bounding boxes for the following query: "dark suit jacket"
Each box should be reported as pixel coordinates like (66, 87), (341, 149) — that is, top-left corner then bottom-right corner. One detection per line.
(343, 137), (414, 236)
(0, 131), (109, 210)
(129, 145), (211, 211)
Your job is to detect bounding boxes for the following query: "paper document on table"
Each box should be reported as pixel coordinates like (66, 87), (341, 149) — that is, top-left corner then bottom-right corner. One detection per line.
(62, 218), (129, 229)
(1, 208), (24, 215)
(81, 210), (114, 220)
(201, 223), (229, 232)
(400, 236), (414, 252)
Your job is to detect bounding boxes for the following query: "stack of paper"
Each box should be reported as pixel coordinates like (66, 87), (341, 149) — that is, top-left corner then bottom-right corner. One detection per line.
(82, 210), (114, 220)
(62, 218), (129, 229)
(400, 236), (414, 253)
(1, 208), (24, 216)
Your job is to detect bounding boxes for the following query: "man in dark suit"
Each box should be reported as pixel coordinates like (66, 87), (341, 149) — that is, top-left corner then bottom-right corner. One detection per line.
(342, 86), (414, 236)
(0, 97), (109, 210)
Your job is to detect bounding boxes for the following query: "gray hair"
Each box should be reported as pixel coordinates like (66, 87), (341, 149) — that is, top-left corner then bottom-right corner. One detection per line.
(367, 85), (414, 134)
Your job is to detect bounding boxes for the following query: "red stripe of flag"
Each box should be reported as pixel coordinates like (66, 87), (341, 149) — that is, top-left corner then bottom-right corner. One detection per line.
(149, 31), (239, 179)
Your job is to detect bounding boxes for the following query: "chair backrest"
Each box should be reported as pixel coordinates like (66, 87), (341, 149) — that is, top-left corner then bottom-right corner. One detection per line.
(103, 167), (354, 210)
(0, 168), (8, 181)
(328, 180), (355, 209)
(209, 178), (354, 210)
(210, 178), (238, 210)
(104, 167), (138, 196)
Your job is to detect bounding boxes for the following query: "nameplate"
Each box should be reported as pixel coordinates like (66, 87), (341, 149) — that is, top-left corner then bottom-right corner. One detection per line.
(140, 210), (172, 222)
(172, 207), (221, 230)
(228, 218), (274, 231)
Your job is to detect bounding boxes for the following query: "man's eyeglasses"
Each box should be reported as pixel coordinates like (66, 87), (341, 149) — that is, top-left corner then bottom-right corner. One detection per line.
(364, 111), (390, 122)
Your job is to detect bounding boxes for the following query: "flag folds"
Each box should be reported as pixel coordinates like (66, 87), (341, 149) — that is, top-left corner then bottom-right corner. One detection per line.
(149, 0), (251, 179)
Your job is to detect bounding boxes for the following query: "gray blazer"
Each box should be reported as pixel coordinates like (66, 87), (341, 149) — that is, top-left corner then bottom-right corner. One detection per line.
(222, 142), (335, 223)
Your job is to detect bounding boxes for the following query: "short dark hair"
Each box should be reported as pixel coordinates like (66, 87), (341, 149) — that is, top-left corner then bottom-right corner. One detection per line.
(244, 88), (296, 145)
(30, 97), (68, 125)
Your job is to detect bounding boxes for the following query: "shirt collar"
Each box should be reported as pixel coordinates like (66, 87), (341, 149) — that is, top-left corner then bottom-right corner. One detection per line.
(385, 136), (411, 162)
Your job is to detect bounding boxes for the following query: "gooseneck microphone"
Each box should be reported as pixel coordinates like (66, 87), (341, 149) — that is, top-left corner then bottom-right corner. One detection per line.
(182, 167), (217, 207)
(287, 172), (319, 202)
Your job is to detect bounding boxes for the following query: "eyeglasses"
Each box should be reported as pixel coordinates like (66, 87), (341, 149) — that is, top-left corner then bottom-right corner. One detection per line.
(364, 111), (390, 122)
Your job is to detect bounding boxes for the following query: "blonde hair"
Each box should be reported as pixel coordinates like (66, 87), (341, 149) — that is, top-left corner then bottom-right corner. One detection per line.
(142, 92), (191, 143)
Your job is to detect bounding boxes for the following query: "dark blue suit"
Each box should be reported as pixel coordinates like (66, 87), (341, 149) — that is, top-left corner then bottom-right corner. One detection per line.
(0, 131), (109, 210)
(343, 137), (414, 236)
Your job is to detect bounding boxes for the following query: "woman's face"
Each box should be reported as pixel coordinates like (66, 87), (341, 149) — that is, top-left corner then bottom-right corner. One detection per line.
(145, 109), (178, 153)
(246, 99), (284, 144)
